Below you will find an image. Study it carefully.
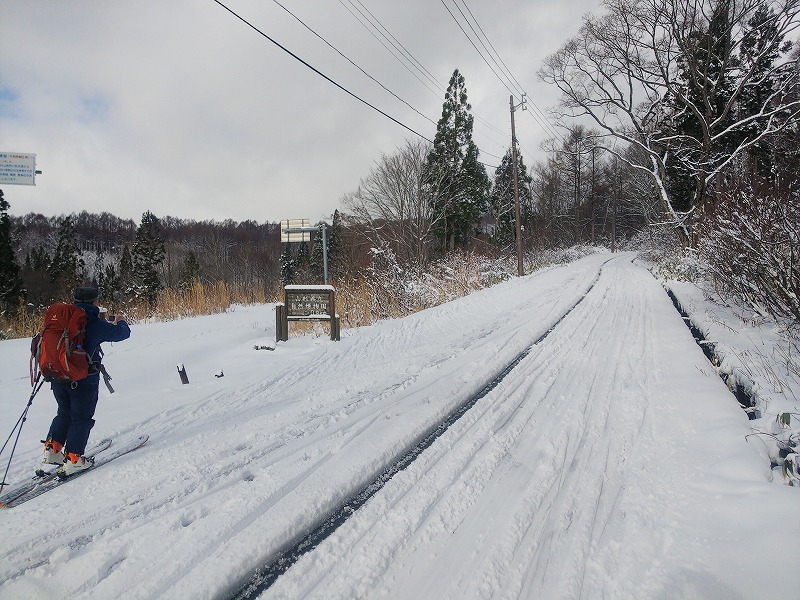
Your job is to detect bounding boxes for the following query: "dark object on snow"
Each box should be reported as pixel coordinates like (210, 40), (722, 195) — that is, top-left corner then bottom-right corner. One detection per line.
(215, 371), (224, 378)
(254, 345), (275, 351)
(177, 364), (189, 384)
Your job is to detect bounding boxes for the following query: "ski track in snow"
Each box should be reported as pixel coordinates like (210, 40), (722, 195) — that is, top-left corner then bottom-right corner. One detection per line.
(0, 254), (796, 600)
(264, 255), (672, 600)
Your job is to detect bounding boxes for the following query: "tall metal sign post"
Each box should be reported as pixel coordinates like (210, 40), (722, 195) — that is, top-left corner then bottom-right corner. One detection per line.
(280, 218), (329, 284)
(276, 218), (339, 342)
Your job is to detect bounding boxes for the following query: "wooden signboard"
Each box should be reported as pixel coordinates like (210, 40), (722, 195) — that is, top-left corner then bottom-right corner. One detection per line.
(276, 285), (340, 342)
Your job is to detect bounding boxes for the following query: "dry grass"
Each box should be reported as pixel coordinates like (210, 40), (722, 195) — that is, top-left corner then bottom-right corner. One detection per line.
(0, 280), (282, 339)
(0, 303), (42, 339)
(1, 248), (596, 340)
(335, 251), (487, 330)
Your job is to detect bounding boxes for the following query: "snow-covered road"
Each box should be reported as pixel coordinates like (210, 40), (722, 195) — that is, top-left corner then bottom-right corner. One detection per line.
(1, 253), (796, 599)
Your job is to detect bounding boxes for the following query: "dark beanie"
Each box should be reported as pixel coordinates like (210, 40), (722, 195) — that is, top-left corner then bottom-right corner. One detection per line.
(74, 286), (99, 303)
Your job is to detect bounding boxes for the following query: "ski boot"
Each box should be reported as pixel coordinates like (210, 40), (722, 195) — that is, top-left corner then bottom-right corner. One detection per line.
(59, 452), (95, 477)
(42, 439), (65, 466)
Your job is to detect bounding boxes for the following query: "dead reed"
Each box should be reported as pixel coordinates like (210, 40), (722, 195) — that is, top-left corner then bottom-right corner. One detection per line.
(1, 248), (593, 340)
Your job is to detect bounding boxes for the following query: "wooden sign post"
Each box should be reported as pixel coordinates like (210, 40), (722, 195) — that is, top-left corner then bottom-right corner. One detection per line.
(276, 285), (340, 342)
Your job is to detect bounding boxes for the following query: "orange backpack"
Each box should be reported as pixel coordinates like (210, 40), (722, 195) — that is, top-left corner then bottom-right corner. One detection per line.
(31, 304), (90, 383)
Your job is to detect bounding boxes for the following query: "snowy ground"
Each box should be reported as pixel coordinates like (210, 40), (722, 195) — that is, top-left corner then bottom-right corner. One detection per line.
(0, 253), (797, 600)
(668, 280), (800, 480)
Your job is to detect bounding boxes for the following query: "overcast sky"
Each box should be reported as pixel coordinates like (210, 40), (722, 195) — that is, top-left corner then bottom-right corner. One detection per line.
(1, 0), (603, 225)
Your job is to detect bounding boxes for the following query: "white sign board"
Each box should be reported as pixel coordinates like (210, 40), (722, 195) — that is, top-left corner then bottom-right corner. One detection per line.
(0, 152), (37, 186)
(281, 218), (311, 243)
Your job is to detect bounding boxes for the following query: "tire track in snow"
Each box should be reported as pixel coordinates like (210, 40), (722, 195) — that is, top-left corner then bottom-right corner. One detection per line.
(134, 260), (610, 598)
(0, 256), (612, 599)
(228, 258), (614, 598)
(265, 256), (678, 599)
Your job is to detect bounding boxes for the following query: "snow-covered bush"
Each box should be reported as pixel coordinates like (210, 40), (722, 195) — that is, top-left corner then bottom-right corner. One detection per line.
(524, 245), (605, 276)
(623, 225), (678, 261)
(699, 190), (800, 324)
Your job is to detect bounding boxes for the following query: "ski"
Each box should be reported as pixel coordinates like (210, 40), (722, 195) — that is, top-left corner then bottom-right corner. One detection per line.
(0, 438), (112, 508)
(1, 435), (148, 508)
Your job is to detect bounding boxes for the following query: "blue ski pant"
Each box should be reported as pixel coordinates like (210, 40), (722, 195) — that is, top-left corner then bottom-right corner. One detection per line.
(46, 376), (100, 456)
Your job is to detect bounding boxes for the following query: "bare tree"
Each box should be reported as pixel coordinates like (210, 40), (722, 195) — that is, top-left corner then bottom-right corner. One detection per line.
(539, 0), (800, 246)
(342, 139), (446, 267)
(531, 150), (573, 247)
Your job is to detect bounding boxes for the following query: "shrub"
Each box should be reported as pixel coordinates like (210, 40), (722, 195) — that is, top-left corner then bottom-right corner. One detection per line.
(699, 190), (800, 324)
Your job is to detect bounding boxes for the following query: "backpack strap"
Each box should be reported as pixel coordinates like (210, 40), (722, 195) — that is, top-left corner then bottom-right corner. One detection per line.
(98, 364), (115, 394)
(30, 333), (42, 386)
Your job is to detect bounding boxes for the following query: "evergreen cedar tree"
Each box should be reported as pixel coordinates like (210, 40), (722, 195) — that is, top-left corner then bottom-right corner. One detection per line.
(47, 216), (85, 296)
(425, 69), (489, 250)
(0, 189), (23, 309)
(490, 149), (533, 246)
(131, 210), (166, 306)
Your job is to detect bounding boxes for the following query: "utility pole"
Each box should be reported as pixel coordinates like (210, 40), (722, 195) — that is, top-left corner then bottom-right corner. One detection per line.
(574, 136), (581, 245)
(612, 162), (618, 253)
(590, 145), (596, 245)
(510, 94), (526, 276)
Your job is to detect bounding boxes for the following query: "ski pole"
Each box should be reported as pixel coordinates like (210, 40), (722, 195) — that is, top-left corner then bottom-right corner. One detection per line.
(0, 377), (44, 493)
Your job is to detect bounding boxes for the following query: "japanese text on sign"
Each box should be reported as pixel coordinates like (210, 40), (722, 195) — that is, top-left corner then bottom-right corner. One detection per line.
(0, 152), (36, 186)
(286, 292), (331, 317)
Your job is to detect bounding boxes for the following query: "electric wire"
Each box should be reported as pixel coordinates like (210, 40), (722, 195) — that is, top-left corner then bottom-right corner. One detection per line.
(441, 0), (565, 145)
(451, 0), (525, 99)
(211, 0), (433, 143)
(456, 0), (526, 97)
(337, 0), (510, 157)
(439, 0), (518, 98)
(337, 0), (505, 164)
(349, 0), (444, 94)
(214, 0), (501, 169)
(454, 0), (564, 144)
(272, 0), (436, 126)
(338, 0), (444, 100)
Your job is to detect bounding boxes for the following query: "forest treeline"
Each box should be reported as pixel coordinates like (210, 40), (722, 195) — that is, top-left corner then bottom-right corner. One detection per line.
(3, 208), (340, 310)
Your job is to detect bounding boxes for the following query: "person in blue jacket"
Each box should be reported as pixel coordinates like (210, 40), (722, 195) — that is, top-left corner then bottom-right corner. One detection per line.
(42, 286), (131, 476)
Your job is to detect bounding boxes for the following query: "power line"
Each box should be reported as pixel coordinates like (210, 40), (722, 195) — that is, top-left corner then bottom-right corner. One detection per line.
(272, 0), (435, 126)
(452, 0), (526, 99)
(452, 0), (565, 144)
(335, 0), (508, 164)
(350, 0), (444, 95)
(211, 0), (432, 143)
(439, 0), (518, 98)
(456, 0), (526, 97)
(214, 0), (500, 170)
(440, 0), (565, 145)
(446, 0), (562, 149)
(337, 0), (444, 100)
(273, 0), (505, 166)
(525, 106), (566, 145)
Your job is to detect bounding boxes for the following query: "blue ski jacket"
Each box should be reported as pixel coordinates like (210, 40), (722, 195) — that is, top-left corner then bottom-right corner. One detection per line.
(76, 302), (131, 377)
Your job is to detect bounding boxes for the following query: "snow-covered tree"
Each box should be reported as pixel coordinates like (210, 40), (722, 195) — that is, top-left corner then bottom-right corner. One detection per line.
(490, 148), (533, 247)
(539, 0), (800, 246)
(280, 243), (295, 285)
